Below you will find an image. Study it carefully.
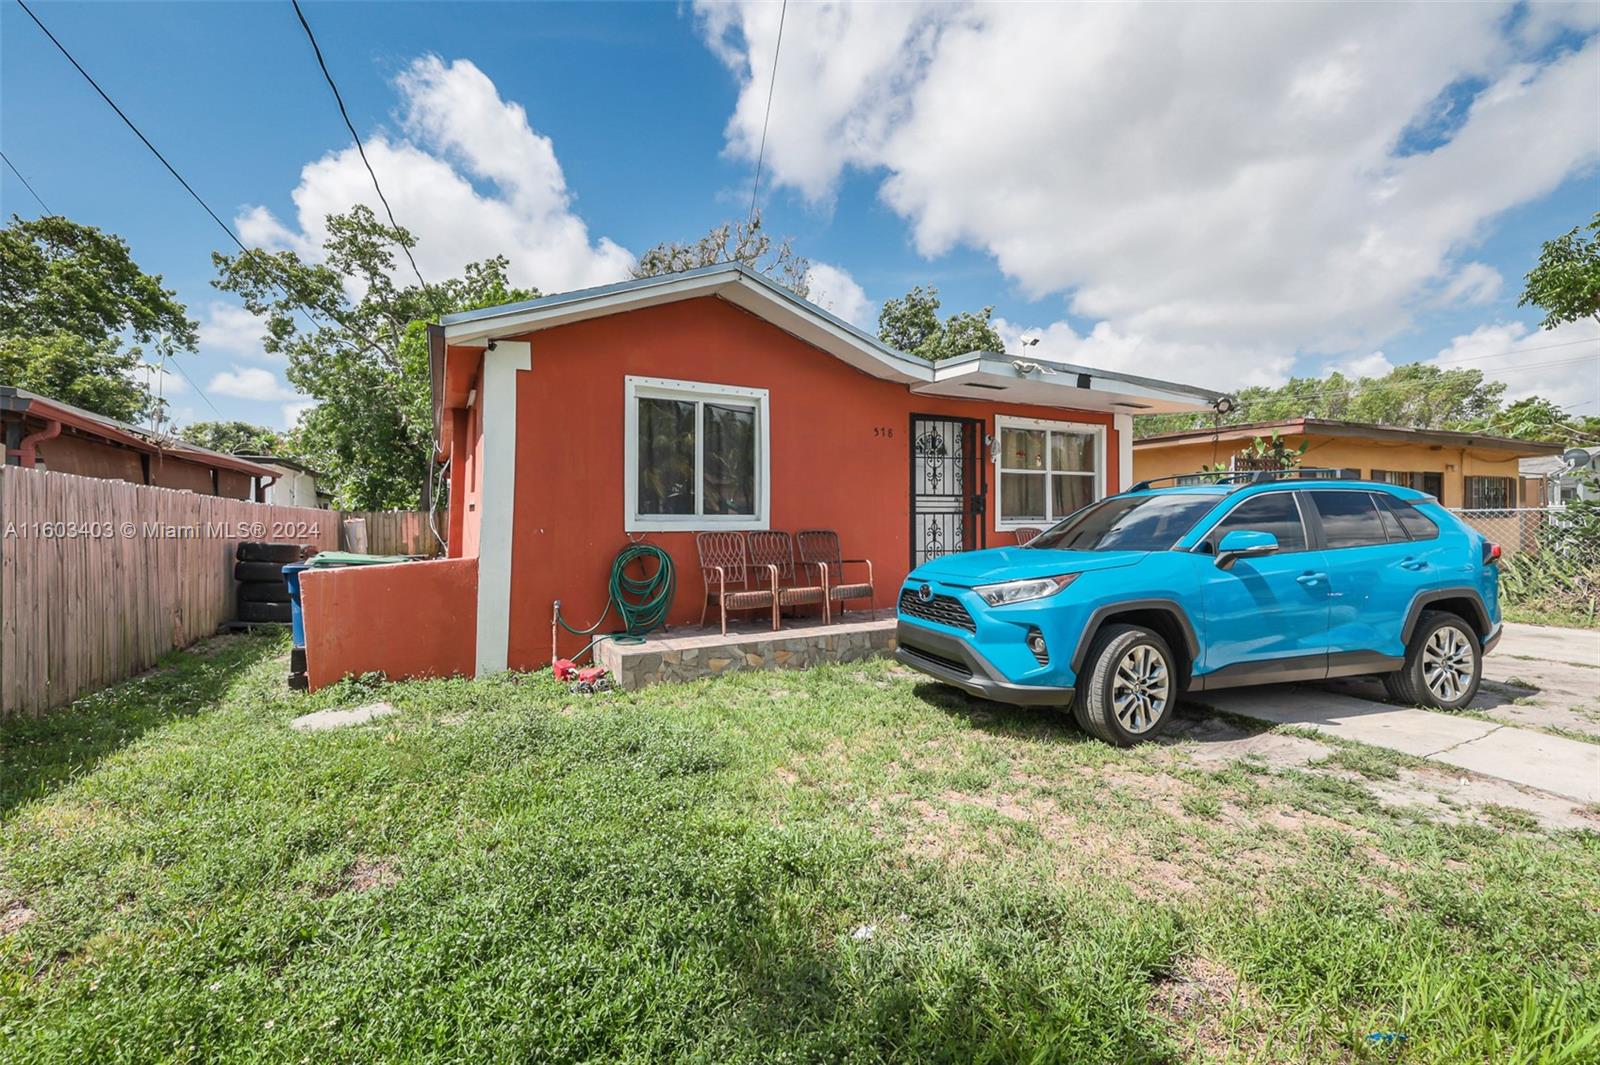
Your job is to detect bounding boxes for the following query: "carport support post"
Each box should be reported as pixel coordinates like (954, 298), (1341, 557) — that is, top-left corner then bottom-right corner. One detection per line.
(1115, 413), (1133, 492)
(475, 339), (530, 676)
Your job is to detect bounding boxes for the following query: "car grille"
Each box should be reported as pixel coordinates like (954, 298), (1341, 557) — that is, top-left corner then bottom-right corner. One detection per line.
(899, 589), (977, 633)
(899, 644), (972, 678)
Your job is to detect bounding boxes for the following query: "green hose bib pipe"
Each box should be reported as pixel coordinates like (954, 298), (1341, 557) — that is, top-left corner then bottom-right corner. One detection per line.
(553, 543), (676, 663)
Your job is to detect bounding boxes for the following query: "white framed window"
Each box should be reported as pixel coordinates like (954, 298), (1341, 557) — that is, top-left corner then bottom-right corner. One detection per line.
(624, 375), (770, 532)
(993, 415), (1105, 530)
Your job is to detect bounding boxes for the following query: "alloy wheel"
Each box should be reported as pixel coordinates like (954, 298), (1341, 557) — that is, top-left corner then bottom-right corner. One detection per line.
(1111, 643), (1169, 734)
(1422, 625), (1474, 703)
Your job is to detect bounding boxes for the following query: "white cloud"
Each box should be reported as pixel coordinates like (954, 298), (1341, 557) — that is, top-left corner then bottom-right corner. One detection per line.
(992, 316), (1292, 392)
(281, 400), (316, 429)
(197, 302), (273, 358)
(804, 261), (875, 329)
(1431, 320), (1600, 410)
(1326, 351), (1397, 379)
(207, 366), (300, 403)
(700, 3), (1600, 378)
(237, 56), (632, 294)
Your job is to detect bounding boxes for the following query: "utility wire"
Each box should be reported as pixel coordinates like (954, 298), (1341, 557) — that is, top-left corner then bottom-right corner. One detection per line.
(15, 0), (250, 255)
(290, 0), (427, 290)
(746, 0), (787, 224)
(167, 356), (223, 418)
(1, 150), (52, 214)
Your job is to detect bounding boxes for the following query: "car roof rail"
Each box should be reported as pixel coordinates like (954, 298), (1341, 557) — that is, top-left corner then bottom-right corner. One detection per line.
(1127, 468), (1350, 493)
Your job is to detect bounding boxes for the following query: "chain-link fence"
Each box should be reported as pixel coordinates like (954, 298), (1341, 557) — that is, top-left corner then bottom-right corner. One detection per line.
(1453, 506), (1600, 624)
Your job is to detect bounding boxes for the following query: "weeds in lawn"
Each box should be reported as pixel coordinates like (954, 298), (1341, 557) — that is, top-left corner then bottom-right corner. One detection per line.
(2, 634), (1598, 1063)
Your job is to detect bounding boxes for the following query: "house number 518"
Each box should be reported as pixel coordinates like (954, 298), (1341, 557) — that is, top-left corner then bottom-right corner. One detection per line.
(873, 427), (894, 438)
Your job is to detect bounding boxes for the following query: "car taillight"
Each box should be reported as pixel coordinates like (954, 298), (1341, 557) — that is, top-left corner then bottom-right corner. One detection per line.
(1483, 542), (1502, 566)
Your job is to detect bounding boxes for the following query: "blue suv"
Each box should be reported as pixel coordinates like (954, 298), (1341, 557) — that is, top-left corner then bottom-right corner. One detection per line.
(896, 476), (1502, 745)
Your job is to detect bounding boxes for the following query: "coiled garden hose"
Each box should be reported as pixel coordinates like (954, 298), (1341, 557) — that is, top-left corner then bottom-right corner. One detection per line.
(552, 543), (676, 663)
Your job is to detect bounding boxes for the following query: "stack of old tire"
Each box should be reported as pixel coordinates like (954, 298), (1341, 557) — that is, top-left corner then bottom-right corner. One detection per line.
(235, 542), (315, 624)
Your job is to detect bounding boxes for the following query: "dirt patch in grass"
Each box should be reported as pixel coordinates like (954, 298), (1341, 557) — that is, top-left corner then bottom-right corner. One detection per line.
(322, 858), (399, 897)
(1149, 956), (1265, 1060)
(1344, 764), (1600, 832)
(1, 898), (36, 935)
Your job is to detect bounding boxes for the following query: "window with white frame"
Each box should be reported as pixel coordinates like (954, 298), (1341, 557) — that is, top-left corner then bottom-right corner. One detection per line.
(624, 376), (769, 531)
(993, 416), (1104, 529)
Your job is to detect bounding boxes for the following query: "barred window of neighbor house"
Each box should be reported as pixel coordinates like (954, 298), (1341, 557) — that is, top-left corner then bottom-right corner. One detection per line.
(994, 416), (1104, 529)
(625, 376), (769, 531)
(1463, 475), (1515, 510)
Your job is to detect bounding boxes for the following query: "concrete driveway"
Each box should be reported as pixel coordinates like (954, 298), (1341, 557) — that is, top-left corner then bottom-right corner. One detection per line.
(1192, 623), (1600, 808)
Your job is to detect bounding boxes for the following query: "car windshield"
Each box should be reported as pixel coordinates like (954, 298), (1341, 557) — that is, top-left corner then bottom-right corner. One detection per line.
(1027, 493), (1218, 552)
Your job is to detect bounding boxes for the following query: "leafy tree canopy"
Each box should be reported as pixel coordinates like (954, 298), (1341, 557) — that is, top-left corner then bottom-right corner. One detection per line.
(1519, 212), (1600, 329)
(179, 420), (283, 455)
(877, 285), (1005, 361)
(0, 215), (196, 421)
(212, 206), (536, 510)
(631, 211), (809, 298)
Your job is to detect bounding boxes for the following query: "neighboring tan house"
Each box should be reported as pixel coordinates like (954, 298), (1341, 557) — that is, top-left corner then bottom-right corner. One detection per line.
(238, 455), (330, 508)
(2, 385), (276, 499)
(296, 263), (1223, 689)
(1133, 418), (1561, 509)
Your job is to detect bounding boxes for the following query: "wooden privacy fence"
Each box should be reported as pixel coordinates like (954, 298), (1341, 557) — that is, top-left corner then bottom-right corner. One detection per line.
(0, 465), (338, 719)
(340, 510), (439, 556)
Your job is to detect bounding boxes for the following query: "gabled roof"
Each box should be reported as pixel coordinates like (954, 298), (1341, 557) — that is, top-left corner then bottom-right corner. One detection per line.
(435, 263), (1224, 417)
(0, 386), (278, 478)
(1134, 417), (1563, 455)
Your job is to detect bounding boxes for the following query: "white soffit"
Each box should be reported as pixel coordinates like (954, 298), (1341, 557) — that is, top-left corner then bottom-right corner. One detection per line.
(914, 357), (1217, 414)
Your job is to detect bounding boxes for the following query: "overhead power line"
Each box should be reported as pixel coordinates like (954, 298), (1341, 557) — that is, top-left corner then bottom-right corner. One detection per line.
(747, 0), (788, 224)
(1, 150), (52, 214)
(290, 0), (427, 290)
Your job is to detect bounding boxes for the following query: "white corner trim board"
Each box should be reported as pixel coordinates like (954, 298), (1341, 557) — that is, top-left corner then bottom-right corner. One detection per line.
(1115, 413), (1134, 492)
(475, 340), (530, 676)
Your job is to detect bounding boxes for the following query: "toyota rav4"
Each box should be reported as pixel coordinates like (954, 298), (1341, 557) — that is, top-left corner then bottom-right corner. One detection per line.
(895, 476), (1502, 745)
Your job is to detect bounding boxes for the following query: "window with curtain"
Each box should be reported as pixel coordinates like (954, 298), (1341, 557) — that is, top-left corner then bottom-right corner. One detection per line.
(994, 416), (1102, 528)
(626, 377), (767, 530)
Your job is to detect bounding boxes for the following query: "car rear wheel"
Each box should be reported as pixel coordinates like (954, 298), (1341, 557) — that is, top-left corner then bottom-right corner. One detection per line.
(1071, 624), (1178, 746)
(1382, 610), (1481, 710)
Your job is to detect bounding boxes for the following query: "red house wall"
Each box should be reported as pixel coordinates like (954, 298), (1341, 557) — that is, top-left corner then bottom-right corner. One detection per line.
(475, 296), (1118, 669)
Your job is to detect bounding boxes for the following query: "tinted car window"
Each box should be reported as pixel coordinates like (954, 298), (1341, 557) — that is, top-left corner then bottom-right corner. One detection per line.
(1029, 493), (1217, 552)
(1373, 495), (1407, 541)
(1378, 495), (1439, 540)
(1206, 492), (1307, 552)
(1310, 491), (1388, 548)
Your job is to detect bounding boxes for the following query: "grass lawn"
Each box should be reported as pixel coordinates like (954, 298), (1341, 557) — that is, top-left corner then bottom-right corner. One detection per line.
(3, 634), (1598, 1063)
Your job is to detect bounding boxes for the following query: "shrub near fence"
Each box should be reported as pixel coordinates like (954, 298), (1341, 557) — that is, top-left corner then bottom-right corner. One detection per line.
(1453, 506), (1600, 625)
(0, 465), (338, 718)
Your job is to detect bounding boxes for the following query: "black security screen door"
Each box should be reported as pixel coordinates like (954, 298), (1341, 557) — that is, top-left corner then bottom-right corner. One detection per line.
(910, 415), (985, 567)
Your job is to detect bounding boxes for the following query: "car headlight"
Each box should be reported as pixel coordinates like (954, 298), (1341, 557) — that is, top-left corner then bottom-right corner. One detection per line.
(971, 573), (1079, 606)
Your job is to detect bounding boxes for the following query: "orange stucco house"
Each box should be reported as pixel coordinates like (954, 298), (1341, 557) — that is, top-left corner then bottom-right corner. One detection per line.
(299, 264), (1220, 688)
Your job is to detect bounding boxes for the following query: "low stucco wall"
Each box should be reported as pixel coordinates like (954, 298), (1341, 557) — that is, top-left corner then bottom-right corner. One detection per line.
(301, 557), (478, 691)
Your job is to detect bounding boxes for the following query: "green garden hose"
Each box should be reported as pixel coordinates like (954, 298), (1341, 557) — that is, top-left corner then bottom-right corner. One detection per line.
(552, 543), (676, 663)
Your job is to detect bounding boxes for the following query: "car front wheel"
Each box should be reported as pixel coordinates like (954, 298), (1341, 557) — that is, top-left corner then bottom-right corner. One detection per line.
(1382, 610), (1482, 710)
(1071, 624), (1179, 746)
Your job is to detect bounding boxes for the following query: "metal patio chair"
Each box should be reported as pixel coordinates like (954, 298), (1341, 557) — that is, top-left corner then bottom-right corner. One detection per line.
(749, 530), (829, 624)
(696, 532), (779, 636)
(1014, 527), (1043, 545)
(796, 529), (876, 620)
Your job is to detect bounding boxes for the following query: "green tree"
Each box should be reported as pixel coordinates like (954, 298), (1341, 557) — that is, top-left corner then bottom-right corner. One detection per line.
(1519, 212), (1600, 329)
(0, 215), (196, 421)
(631, 211), (809, 297)
(877, 285), (1005, 361)
(212, 205), (536, 510)
(179, 420), (283, 455)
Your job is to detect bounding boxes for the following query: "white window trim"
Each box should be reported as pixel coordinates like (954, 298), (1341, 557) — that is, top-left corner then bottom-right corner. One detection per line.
(992, 415), (1106, 532)
(624, 375), (770, 532)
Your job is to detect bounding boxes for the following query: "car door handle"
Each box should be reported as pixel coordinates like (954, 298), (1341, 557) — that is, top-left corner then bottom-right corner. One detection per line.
(1400, 558), (1429, 571)
(1296, 572), (1328, 586)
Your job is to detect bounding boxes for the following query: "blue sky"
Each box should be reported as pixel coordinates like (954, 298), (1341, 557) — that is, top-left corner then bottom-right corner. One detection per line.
(3, 1), (1597, 430)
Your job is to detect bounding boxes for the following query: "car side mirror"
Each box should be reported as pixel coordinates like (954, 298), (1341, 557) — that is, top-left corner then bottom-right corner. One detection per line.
(1215, 529), (1279, 570)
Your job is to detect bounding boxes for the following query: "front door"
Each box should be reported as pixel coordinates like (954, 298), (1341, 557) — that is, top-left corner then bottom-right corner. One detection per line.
(910, 415), (985, 568)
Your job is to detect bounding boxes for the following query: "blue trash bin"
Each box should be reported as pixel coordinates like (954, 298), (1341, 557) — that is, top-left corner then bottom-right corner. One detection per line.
(284, 562), (311, 648)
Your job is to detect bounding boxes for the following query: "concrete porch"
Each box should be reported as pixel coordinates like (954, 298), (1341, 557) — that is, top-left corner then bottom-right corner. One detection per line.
(594, 616), (897, 691)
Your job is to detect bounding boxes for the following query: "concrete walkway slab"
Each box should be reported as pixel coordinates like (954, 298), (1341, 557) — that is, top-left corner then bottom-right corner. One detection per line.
(291, 701), (397, 732)
(1195, 685), (1600, 806)
(1499, 622), (1600, 668)
(1433, 726), (1600, 806)
(1196, 686), (1499, 758)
